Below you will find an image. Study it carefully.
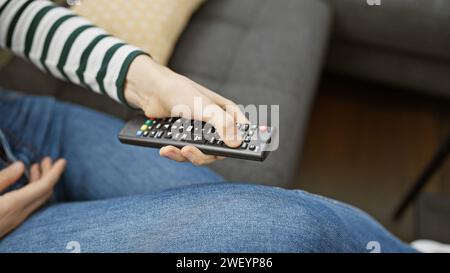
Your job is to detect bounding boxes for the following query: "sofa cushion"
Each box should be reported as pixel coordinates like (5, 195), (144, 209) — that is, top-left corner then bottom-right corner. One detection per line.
(72, 0), (206, 65)
(329, 0), (450, 61)
(170, 0), (332, 185)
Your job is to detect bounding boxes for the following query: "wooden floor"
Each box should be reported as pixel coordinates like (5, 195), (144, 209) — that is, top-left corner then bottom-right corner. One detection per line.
(296, 75), (450, 241)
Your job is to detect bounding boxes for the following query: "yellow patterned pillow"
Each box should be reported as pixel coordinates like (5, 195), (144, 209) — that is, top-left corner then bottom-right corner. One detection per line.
(71, 0), (205, 65)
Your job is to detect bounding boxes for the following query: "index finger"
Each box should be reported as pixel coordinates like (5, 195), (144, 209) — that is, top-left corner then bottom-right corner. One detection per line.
(202, 104), (242, 148)
(193, 82), (249, 124)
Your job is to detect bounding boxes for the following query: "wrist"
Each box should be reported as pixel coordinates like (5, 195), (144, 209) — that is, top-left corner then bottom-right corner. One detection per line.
(124, 55), (165, 109)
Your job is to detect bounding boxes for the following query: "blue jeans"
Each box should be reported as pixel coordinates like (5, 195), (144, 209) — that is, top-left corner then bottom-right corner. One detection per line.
(0, 89), (415, 253)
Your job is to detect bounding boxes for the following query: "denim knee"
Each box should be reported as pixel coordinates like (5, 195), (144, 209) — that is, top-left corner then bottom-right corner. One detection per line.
(157, 184), (351, 252)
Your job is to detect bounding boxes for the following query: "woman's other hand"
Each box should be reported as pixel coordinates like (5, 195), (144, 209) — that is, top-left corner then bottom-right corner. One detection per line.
(0, 158), (66, 239)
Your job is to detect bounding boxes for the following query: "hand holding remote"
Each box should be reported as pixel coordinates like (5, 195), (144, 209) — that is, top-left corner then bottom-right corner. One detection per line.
(124, 55), (248, 165)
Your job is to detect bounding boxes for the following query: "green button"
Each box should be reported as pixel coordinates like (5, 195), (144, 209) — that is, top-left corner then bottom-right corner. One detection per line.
(145, 120), (153, 126)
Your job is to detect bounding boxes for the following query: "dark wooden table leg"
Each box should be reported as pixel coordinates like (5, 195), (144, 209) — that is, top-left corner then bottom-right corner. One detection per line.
(393, 133), (450, 221)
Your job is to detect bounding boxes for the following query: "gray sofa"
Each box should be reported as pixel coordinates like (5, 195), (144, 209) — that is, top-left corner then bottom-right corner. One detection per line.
(1, 0), (447, 187)
(327, 0), (450, 98)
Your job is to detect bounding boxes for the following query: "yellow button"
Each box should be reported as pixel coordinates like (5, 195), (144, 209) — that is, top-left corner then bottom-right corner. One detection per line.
(140, 125), (148, 131)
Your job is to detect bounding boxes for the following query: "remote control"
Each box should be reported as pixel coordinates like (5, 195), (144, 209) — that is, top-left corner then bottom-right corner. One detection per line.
(118, 115), (275, 161)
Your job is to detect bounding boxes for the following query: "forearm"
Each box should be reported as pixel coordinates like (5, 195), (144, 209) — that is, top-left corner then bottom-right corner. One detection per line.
(1, 0), (245, 165)
(0, 0), (147, 105)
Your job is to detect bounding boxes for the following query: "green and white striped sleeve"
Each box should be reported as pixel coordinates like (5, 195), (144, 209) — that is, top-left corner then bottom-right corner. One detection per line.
(0, 0), (148, 105)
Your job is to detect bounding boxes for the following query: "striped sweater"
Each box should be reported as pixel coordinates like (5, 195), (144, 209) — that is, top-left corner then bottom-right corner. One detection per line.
(0, 0), (147, 105)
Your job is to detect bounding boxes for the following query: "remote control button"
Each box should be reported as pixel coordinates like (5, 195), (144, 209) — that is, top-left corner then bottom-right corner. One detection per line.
(187, 134), (205, 144)
(163, 124), (171, 130)
(216, 140), (224, 146)
(145, 120), (153, 126)
(143, 131), (149, 137)
(150, 130), (157, 137)
(155, 123), (162, 129)
(250, 124), (258, 130)
(241, 142), (248, 149)
(136, 130), (143, 136)
(140, 125), (148, 131)
(259, 129), (272, 143)
(186, 125), (193, 132)
(259, 126), (268, 132)
(204, 134), (217, 142)
(249, 144), (256, 151)
(208, 137), (216, 144)
(180, 133), (188, 141)
(173, 133), (181, 141)
(166, 117), (174, 123)
(156, 131), (164, 138)
(195, 135), (205, 144)
(164, 132), (173, 139)
(178, 118), (189, 124)
(238, 123), (249, 132)
(248, 131), (254, 137)
(244, 136), (251, 143)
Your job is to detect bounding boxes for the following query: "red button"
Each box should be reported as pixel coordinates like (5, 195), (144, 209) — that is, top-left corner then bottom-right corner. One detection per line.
(259, 126), (268, 132)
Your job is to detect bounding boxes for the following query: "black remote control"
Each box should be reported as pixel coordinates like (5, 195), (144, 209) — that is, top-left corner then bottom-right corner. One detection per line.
(118, 115), (275, 161)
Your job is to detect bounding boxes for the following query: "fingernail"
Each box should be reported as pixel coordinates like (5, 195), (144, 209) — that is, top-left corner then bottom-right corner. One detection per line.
(232, 141), (242, 148)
